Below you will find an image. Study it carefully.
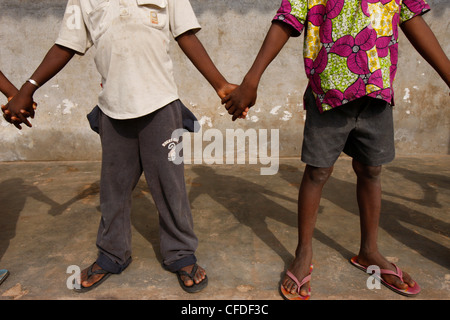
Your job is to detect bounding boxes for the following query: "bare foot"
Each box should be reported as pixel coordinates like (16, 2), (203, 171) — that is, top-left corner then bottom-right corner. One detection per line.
(78, 262), (110, 289)
(282, 248), (313, 297)
(355, 251), (416, 290)
(178, 264), (207, 287)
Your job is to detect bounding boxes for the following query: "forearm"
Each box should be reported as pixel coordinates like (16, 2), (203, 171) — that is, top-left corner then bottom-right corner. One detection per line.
(0, 71), (19, 98)
(2, 44), (75, 128)
(221, 21), (293, 121)
(401, 16), (450, 87)
(242, 21), (293, 88)
(176, 30), (228, 94)
(20, 44), (76, 97)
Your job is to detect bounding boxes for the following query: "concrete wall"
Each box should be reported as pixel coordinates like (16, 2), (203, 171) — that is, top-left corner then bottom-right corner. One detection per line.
(0, 0), (449, 162)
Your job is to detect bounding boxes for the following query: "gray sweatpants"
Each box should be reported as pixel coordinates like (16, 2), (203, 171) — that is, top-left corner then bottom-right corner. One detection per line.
(95, 100), (198, 274)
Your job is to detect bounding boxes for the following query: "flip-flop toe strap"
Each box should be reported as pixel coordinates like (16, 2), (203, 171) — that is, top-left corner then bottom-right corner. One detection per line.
(87, 263), (110, 278)
(380, 264), (403, 282)
(286, 270), (311, 294)
(177, 263), (198, 281)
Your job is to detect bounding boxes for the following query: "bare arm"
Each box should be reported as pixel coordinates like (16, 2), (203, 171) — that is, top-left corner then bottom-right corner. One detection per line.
(222, 21), (293, 121)
(2, 44), (75, 129)
(176, 30), (238, 100)
(401, 15), (450, 89)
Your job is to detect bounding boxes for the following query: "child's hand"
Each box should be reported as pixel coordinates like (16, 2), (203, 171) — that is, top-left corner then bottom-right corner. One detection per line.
(222, 81), (257, 121)
(2, 93), (37, 130)
(217, 82), (238, 100)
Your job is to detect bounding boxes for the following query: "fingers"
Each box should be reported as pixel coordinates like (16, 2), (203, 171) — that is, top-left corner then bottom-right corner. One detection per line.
(4, 110), (31, 128)
(18, 112), (33, 128)
(2, 107), (12, 123)
(10, 116), (23, 130)
(240, 107), (249, 119)
(224, 100), (249, 121)
(224, 100), (233, 112)
(232, 111), (241, 121)
(1, 101), (37, 129)
(229, 103), (248, 121)
(13, 114), (30, 129)
(222, 91), (252, 121)
(20, 108), (35, 120)
(221, 94), (231, 105)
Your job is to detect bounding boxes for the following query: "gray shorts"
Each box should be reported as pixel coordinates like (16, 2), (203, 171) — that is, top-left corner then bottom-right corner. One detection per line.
(301, 88), (395, 168)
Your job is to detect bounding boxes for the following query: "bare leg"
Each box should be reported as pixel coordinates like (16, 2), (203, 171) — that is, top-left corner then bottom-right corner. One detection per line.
(282, 164), (333, 296)
(352, 159), (415, 289)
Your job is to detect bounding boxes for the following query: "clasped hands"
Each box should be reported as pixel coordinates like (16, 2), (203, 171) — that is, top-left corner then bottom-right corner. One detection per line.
(220, 80), (256, 121)
(2, 93), (37, 130)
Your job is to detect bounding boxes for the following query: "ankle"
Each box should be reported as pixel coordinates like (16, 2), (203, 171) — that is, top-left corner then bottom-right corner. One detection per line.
(357, 249), (383, 263)
(295, 243), (313, 257)
(359, 242), (380, 255)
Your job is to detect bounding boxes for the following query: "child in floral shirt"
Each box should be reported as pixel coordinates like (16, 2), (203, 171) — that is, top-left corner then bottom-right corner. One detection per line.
(223, 0), (449, 299)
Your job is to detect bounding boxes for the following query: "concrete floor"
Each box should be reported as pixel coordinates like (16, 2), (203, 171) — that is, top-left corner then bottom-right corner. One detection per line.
(0, 156), (449, 300)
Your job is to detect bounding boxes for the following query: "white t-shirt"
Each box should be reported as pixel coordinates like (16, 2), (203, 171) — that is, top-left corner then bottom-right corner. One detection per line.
(56, 0), (201, 119)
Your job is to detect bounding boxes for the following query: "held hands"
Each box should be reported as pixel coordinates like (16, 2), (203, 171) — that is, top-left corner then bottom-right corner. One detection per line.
(2, 92), (37, 130)
(217, 82), (249, 120)
(222, 80), (257, 121)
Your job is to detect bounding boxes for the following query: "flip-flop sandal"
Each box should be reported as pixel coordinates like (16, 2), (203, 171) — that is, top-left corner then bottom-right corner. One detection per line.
(74, 262), (112, 293)
(280, 265), (313, 300)
(0, 269), (10, 285)
(176, 263), (208, 293)
(350, 256), (421, 297)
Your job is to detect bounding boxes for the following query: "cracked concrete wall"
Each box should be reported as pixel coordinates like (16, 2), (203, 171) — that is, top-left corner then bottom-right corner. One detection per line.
(0, 0), (449, 162)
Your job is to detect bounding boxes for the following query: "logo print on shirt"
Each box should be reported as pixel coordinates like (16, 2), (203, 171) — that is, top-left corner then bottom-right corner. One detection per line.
(150, 11), (159, 25)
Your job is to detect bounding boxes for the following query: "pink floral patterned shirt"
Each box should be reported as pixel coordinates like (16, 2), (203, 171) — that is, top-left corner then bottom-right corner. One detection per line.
(273, 0), (430, 112)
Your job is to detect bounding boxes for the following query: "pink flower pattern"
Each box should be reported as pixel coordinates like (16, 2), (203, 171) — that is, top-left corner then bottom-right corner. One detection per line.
(305, 47), (328, 94)
(273, 0), (430, 112)
(308, 0), (344, 44)
(329, 26), (377, 75)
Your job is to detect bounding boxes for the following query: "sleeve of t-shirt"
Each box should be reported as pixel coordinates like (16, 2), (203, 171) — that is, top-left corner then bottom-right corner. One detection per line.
(399, 0), (431, 24)
(168, 0), (202, 38)
(55, 0), (93, 54)
(272, 0), (308, 37)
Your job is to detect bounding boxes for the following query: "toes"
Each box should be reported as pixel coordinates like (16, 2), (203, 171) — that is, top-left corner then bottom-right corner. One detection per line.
(183, 278), (194, 287)
(194, 267), (206, 284)
(384, 274), (408, 290)
(180, 265), (206, 287)
(282, 277), (296, 293)
(282, 277), (309, 296)
(300, 285), (309, 297)
(402, 271), (416, 288)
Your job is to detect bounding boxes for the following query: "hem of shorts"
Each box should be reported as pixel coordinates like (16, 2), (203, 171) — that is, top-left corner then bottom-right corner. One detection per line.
(302, 153), (395, 168)
(343, 151), (396, 167)
(301, 154), (340, 168)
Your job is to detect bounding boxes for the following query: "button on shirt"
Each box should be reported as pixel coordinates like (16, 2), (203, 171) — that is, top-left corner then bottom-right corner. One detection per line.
(273, 0), (430, 113)
(56, 0), (201, 119)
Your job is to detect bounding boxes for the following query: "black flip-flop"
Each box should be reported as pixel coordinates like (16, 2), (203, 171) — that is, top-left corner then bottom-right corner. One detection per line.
(176, 264), (208, 293)
(74, 263), (112, 293)
(0, 269), (9, 285)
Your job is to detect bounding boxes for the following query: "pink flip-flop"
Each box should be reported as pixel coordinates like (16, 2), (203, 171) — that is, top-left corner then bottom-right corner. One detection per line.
(350, 256), (421, 297)
(280, 265), (313, 300)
